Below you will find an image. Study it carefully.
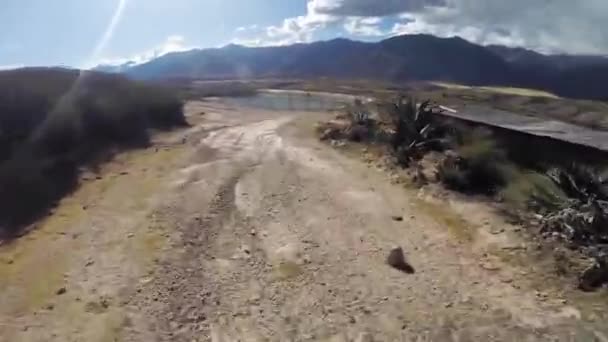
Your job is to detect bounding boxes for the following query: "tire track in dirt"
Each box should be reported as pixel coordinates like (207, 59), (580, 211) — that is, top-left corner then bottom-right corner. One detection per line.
(122, 160), (258, 339)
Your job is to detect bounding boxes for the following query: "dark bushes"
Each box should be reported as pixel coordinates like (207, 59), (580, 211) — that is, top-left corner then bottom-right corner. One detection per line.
(374, 94), (608, 290)
(389, 98), (447, 165)
(437, 128), (514, 194)
(0, 68), (186, 236)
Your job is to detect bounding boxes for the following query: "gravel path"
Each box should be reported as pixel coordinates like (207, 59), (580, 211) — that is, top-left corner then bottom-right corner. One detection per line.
(1, 100), (607, 341)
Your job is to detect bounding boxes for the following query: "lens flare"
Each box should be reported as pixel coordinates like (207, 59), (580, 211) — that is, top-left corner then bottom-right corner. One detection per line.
(88, 0), (128, 65)
(54, 0), (128, 115)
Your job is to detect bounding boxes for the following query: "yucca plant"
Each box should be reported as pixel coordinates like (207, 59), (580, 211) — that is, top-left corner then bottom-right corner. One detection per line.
(390, 97), (445, 165)
(348, 98), (371, 126)
(350, 111), (370, 126)
(547, 163), (608, 203)
(542, 164), (608, 251)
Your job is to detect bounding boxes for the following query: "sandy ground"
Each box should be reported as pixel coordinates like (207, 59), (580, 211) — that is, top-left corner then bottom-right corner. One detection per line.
(1, 99), (608, 341)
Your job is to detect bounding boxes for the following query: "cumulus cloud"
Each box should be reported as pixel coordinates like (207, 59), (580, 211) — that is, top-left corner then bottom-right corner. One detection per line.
(95, 35), (196, 67)
(390, 0), (608, 54)
(236, 25), (258, 33)
(236, 0), (608, 55)
(234, 0), (341, 46)
(313, 0), (445, 17)
(344, 17), (386, 37)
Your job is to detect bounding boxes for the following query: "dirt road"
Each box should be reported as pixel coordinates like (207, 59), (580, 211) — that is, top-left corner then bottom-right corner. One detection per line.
(1, 99), (607, 341)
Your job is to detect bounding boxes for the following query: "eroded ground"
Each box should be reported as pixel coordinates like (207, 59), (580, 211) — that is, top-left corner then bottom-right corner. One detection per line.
(1, 99), (608, 341)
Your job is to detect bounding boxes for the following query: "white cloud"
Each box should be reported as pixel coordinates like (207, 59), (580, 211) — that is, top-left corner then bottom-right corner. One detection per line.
(438, 0), (608, 54)
(236, 25), (258, 33)
(263, 0), (340, 45)
(390, 17), (528, 50)
(93, 35), (196, 67)
(335, 0), (608, 55)
(235, 0), (608, 55)
(344, 17), (386, 37)
(313, 0), (445, 17)
(233, 0), (340, 46)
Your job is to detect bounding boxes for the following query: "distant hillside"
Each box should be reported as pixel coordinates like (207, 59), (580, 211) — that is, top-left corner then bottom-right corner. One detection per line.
(94, 61), (139, 73)
(487, 45), (608, 69)
(103, 34), (608, 101)
(0, 68), (185, 235)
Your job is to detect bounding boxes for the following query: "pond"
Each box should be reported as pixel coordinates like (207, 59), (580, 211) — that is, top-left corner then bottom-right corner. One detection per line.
(223, 90), (354, 112)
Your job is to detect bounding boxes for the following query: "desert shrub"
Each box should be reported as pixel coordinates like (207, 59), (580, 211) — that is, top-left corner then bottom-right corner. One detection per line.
(324, 98), (377, 143)
(389, 97), (447, 165)
(546, 164), (608, 202)
(500, 171), (567, 212)
(0, 153), (78, 232)
(347, 124), (371, 142)
(438, 129), (515, 194)
(0, 68), (186, 236)
(436, 156), (470, 192)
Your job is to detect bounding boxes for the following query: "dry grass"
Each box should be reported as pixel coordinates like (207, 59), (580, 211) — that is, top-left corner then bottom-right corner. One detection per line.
(414, 199), (476, 242)
(433, 82), (560, 99)
(500, 171), (567, 212)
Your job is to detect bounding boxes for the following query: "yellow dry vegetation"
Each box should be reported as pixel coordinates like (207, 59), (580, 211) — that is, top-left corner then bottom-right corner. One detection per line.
(433, 82), (560, 99)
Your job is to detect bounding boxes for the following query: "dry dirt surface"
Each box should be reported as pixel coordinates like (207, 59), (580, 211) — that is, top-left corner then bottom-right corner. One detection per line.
(1, 99), (608, 342)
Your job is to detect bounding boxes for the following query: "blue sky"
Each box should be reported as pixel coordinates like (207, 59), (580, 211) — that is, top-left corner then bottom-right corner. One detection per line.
(0, 0), (305, 68)
(1, 0), (607, 69)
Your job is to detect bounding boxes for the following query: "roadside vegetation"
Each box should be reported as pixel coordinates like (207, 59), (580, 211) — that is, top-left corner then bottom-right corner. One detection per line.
(0, 68), (186, 238)
(283, 79), (608, 131)
(318, 94), (608, 291)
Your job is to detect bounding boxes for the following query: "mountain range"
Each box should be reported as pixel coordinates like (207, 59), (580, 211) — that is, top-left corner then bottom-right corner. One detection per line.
(97, 34), (608, 101)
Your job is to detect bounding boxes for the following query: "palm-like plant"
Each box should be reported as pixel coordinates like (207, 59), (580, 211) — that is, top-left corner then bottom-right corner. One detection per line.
(547, 163), (608, 203)
(390, 97), (445, 165)
(348, 98), (371, 126)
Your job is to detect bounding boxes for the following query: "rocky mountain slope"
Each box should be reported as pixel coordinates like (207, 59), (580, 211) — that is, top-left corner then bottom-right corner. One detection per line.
(98, 34), (608, 101)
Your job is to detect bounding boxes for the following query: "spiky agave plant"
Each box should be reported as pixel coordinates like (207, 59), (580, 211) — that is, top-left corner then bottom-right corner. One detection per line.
(390, 97), (445, 165)
(547, 163), (608, 203)
(543, 163), (608, 247)
(348, 98), (371, 126)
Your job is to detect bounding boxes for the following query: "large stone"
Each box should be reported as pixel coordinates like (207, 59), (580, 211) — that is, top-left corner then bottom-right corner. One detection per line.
(579, 261), (608, 291)
(386, 247), (415, 274)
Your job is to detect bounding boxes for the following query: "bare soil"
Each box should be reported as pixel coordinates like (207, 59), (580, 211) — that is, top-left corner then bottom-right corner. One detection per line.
(1, 99), (608, 341)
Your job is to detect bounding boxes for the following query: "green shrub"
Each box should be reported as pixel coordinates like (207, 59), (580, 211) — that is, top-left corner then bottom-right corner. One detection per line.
(500, 171), (567, 212)
(389, 97), (446, 165)
(436, 159), (470, 191)
(438, 129), (514, 194)
(0, 153), (78, 232)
